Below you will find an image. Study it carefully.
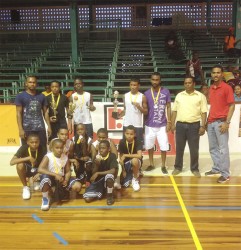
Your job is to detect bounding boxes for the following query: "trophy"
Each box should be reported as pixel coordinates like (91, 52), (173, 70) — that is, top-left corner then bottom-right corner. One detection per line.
(67, 102), (76, 119)
(50, 101), (58, 121)
(112, 90), (119, 119)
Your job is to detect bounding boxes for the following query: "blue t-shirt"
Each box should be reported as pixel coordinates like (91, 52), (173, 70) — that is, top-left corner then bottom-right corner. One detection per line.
(15, 91), (47, 131)
(144, 87), (171, 128)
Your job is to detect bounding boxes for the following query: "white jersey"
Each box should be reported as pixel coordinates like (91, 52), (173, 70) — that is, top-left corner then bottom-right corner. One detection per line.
(46, 152), (68, 176)
(72, 92), (92, 124)
(123, 91), (143, 127)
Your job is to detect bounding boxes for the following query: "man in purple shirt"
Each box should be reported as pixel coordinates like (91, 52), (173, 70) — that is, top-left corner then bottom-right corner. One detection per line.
(144, 72), (171, 174)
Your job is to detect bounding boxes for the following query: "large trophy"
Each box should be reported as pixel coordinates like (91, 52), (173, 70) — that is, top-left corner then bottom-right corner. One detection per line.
(50, 101), (58, 121)
(67, 102), (76, 119)
(112, 90), (119, 119)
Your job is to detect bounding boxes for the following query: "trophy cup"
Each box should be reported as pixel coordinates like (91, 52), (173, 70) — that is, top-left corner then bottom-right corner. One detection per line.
(112, 90), (119, 119)
(67, 102), (76, 119)
(50, 101), (58, 121)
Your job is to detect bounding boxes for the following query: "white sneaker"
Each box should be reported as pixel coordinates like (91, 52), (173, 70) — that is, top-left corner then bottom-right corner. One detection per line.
(22, 186), (31, 200)
(132, 178), (140, 192)
(114, 181), (121, 190)
(41, 197), (50, 211)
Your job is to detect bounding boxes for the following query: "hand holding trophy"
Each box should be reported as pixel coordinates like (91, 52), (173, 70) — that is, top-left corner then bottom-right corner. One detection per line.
(112, 90), (119, 119)
(50, 101), (58, 122)
(67, 102), (76, 119)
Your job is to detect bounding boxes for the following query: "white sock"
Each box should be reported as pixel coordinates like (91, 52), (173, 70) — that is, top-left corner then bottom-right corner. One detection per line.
(42, 191), (48, 198)
(107, 187), (113, 194)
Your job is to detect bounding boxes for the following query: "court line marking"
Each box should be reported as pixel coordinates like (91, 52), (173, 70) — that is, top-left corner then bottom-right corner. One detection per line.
(2, 183), (241, 187)
(170, 175), (202, 250)
(53, 232), (69, 246)
(1, 205), (241, 210)
(32, 214), (44, 224)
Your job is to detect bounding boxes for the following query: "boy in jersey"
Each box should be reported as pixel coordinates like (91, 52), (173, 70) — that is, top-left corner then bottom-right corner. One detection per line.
(118, 125), (142, 191)
(10, 134), (45, 200)
(83, 140), (119, 205)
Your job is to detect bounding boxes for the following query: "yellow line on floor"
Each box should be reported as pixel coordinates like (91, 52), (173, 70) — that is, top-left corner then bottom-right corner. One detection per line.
(170, 175), (202, 250)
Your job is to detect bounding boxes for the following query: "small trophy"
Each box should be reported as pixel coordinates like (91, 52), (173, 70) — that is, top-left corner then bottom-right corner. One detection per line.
(67, 102), (76, 119)
(50, 101), (58, 121)
(112, 90), (119, 119)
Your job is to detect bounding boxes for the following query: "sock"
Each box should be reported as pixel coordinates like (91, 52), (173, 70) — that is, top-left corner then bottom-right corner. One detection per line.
(42, 191), (49, 198)
(107, 187), (113, 194)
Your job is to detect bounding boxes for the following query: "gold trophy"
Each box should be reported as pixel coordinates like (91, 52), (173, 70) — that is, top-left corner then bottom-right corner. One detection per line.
(50, 101), (58, 121)
(67, 102), (76, 119)
(112, 90), (119, 119)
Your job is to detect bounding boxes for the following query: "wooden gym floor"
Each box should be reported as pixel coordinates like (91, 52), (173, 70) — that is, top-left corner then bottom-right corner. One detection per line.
(0, 174), (241, 250)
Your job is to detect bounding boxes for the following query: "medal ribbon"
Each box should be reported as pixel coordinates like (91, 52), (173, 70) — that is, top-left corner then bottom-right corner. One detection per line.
(51, 93), (60, 111)
(28, 147), (38, 167)
(52, 154), (64, 174)
(101, 152), (110, 161)
(77, 92), (85, 109)
(151, 87), (160, 106)
(126, 141), (135, 154)
(130, 92), (139, 104)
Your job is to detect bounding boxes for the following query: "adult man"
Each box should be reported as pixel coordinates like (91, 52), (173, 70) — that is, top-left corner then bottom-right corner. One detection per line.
(205, 65), (235, 183)
(144, 72), (171, 174)
(15, 75), (51, 151)
(171, 77), (208, 177)
(224, 27), (241, 57)
(117, 78), (148, 143)
(46, 81), (69, 140)
(68, 77), (96, 138)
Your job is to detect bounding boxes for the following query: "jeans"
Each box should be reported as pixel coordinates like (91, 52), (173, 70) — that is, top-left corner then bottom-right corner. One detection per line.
(174, 121), (200, 171)
(207, 121), (230, 178)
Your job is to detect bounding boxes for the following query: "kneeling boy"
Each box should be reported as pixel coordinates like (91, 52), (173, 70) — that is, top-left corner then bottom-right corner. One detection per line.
(10, 134), (46, 200)
(83, 140), (118, 205)
(118, 125), (142, 191)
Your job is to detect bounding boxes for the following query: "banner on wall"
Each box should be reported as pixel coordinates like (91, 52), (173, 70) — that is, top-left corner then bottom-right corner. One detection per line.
(0, 105), (20, 146)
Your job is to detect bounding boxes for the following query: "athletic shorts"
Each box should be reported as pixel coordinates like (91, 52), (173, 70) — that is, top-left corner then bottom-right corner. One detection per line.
(144, 126), (169, 151)
(83, 174), (115, 199)
(121, 159), (141, 187)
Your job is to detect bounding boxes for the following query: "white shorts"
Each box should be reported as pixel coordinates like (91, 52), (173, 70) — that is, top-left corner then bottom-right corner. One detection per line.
(144, 126), (169, 151)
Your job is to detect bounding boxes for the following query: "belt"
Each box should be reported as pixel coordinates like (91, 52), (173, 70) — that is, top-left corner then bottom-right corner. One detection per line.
(177, 121), (200, 124)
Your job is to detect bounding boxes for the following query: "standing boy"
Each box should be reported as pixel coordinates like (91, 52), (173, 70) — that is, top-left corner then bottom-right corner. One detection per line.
(144, 72), (171, 174)
(46, 81), (69, 140)
(117, 78), (148, 144)
(10, 134), (45, 200)
(68, 77), (96, 138)
(118, 125), (143, 191)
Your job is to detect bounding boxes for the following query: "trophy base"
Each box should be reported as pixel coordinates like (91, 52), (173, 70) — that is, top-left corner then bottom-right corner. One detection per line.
(112, 112), (119, 120)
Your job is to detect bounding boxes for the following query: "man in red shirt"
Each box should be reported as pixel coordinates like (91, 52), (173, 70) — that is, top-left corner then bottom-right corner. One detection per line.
(205, 65), (235, 183)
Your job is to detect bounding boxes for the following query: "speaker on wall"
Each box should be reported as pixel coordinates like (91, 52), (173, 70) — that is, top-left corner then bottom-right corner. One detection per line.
(11, 10), (21, 23)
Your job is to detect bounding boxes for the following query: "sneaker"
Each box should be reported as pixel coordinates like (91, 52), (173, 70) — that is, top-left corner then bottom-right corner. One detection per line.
(33, 181), (40, 191)
(217, 176), (230, 183)
(192, 170), (201, 178)
(132, 178), (140, 192)
(114, 181), (121, 190)
(161, 166), (168, 175)
(205, 170), (220, 176)
(106, 194), (114, 205)
(22, 186), (31, 200)
(145, 165), (155, 171)
(172, 169), (182, 176)
(41, 197), (50, 211)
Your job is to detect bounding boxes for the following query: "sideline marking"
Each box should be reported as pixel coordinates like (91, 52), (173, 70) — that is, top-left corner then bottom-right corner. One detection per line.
(0, 205), (241, 210)
(53, 232), (68, 245)
(2, 183), (241, 187)
(170, 175), (202, 250)
(32, 214), (44, 224)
